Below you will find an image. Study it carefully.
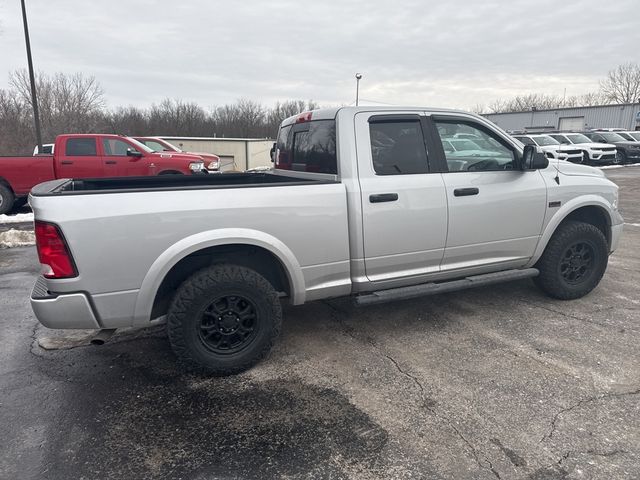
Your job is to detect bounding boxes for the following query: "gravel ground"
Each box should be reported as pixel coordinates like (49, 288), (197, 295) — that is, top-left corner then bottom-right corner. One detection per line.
(0, 167), (638, 480)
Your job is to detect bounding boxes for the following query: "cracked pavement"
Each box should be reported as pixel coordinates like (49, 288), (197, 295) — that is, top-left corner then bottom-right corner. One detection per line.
(1, 167), (639, 479)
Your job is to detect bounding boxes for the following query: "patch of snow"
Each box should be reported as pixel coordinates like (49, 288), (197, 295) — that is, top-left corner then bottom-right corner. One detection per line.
(0, 228), (35, 248)
(625, 223), (640, 227)
(0, 212), (34, 224)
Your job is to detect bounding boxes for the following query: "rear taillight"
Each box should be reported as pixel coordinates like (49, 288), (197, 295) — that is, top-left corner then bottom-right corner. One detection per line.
(34, 221), (77, 279)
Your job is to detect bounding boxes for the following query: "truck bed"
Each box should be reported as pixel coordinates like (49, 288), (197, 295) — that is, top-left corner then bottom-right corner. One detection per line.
(31, 171), (336, 196)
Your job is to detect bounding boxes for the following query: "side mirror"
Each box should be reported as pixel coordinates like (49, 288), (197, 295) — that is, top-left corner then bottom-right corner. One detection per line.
(126, 149), (143, 158)
(522, 144), (549, 170)
(270, 142), (276, 162)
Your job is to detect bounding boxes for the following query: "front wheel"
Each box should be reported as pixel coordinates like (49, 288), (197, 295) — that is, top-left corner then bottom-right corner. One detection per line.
(534, 221), (609, 300)
(167, 264), (282, 375)
(613, 150), (625, 165)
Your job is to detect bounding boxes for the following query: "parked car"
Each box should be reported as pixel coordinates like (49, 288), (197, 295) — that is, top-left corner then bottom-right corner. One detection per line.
(512, 134), (583, 163)
(134, 137), (220, 171)
(583, 131), (640, 164)
(33, 143), (55, 155)
(29, 106), (622, 375)
(547, 133), (617, 165)
(0, 134), (206, 214)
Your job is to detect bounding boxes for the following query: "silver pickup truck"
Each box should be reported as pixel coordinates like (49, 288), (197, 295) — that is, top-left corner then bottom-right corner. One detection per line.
(29, 106), (623, 375)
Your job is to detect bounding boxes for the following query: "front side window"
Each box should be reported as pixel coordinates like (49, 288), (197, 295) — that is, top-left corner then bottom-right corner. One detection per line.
(275, 120), (337, 174)
(369, 120), (428, 175)
(103, 138), (138, 156)
(435, 121), (514, 172)
(65, 138), (97, 156)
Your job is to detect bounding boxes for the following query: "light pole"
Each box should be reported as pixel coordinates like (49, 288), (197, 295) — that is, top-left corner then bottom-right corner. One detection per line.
(355, 73), (362, 106)
(20, 0), (42, 152)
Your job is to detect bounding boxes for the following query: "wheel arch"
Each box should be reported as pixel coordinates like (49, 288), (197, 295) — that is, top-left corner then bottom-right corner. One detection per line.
(528, 198), (614, 267)
(133, 229), (305, 326)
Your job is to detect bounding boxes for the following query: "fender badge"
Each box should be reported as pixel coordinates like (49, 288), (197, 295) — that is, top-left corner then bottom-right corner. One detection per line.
(548, 201), (561, 208)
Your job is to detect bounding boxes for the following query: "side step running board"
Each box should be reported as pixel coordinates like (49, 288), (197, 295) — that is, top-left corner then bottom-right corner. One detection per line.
(354, 268), (539, 306)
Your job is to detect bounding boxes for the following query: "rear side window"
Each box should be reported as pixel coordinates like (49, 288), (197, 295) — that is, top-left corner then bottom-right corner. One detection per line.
(65, 138), (97, 156)
(275, 120), (337, 174)
(369, 120), (428, 175)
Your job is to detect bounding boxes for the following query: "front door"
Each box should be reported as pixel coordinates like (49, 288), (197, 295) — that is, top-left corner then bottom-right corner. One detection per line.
(355, 112), (448, 282)
(429, 116), (547, 271)
(101, 137), (149, 176)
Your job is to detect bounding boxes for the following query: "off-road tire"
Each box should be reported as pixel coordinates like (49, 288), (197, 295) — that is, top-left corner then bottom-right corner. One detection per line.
(534, 220), (608, 300)
(167, 264), (282, 376)
(0, 184), (15, 215)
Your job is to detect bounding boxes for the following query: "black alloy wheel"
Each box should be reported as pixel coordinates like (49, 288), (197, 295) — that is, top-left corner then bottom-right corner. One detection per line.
(198, 294), (259, 354)
(559, 241), (595, 284)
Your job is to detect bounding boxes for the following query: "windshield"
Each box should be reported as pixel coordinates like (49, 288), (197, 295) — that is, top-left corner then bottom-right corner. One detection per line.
(450, 139), (481, 151)
(157, 139), (182, 152)
(566, 134), (592, 144)
(126, 138), (154, 153)
(627, 131), (640, 141)
(600, 132), (626, 142)
(617, 132), (634, 141)
(533, 136), (560, 146)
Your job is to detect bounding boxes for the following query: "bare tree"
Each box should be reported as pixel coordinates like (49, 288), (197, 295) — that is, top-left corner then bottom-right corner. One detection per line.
(147, 99), (211, 136)
(0, 89), (34, 155)
(600, 63), (640, 104)
(9, 70), (105, 141)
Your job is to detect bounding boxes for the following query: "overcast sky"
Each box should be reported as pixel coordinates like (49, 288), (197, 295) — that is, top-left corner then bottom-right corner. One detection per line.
(1, 0), (638, 111)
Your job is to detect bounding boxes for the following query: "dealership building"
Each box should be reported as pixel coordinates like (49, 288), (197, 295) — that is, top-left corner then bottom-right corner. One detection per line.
(484, 103), (640, 133)
(159, 136), (274, 171)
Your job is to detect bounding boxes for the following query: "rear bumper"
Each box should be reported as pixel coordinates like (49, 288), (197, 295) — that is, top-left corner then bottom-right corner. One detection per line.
(30, 277), (100, 329)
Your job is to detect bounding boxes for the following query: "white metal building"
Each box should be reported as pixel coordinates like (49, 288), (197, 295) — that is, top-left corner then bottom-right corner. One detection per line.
(159, 137), (274, 171)
(484, 103), (640, 133)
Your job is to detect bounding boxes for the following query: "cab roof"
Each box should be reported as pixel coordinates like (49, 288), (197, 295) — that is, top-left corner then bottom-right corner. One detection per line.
(280, 106), (475, 127)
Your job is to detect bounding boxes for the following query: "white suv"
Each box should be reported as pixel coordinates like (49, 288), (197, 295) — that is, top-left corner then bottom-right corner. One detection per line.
(548, 133), (616, 165)
(512, 134), (583, 163)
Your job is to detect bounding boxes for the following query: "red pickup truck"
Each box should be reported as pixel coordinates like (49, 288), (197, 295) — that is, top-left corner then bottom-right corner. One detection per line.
(0, 134), (207, 214)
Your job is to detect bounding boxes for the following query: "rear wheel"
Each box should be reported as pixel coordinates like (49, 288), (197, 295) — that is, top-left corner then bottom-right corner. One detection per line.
(167, 264), (282, 376)
(534, 221), (608, 300)
(0, 184), (15, 215)
(613, 150), (625, 165)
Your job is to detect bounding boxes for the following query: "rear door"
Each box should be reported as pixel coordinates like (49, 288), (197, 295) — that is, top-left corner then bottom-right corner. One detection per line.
(355, 112), (448, 282)
(427, 116), (547, 271)
(57, 137), (104, 178)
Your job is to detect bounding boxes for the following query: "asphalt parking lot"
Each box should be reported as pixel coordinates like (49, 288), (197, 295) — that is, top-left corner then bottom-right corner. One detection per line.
(1, 167), (639, 480)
